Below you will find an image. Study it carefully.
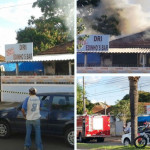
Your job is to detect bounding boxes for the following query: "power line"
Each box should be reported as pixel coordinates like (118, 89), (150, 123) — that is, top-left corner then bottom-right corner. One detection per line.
(85, 77), (126, 85)
(87, 83), (150, 97)
(78, 77), (127, 88)
(85, 78), (128, 88)
(0, 2), (33, 10)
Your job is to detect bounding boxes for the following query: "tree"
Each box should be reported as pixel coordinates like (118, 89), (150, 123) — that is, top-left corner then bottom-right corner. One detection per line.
(77, 83), (94, 114)
(77, 83), (84, 114)
(92, 15), (120, 36)
(77, 0), (120, 36)
(111, 100), (130, 125)
(123, 91), (150, 102)
(111, 99), (144, 125)
(129, 76), (140, 145)
(77, 0), (101, 8)
(16, 0), (74, 54)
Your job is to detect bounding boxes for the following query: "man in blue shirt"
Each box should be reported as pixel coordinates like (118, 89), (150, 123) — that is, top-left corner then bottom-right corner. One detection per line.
(21, 87), (43, 150)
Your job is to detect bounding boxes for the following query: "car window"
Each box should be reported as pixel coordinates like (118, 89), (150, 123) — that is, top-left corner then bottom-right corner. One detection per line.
(52, 95), (74, 110)
(66, 96), (74, 110)
(38, 96), (50, 110)
(68, 96), (74, 106)
(52, 96), (66, 110)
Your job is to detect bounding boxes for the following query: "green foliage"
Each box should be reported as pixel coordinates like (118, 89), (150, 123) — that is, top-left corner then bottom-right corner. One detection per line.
(77, 84), (84, 114)
(77, 83), (94, 114)
(139, 91), (150, 102)
(77, 18), (86, 35)
(86, 98), (94, 114)
(111, 100), (130, 124)
(16, 0), (73, 54)
(77, 0), (120, 36)
(111, 99), (145, 124)
(123, 91), (150, 102)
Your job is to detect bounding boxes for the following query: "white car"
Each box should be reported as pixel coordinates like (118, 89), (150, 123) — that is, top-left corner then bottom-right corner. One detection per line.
(122, 132), (150, 146)
(121, 133), (131, 146)
(121, 126), (148, 146)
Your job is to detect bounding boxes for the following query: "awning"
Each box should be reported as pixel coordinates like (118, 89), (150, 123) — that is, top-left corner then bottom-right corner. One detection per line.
(78, 48), (150, 53)
(6, 54), (75, 62)
(138, 116), (150, 122)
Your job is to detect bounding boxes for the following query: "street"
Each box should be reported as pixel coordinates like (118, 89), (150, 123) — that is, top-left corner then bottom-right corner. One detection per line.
(0, 133), (73, 150)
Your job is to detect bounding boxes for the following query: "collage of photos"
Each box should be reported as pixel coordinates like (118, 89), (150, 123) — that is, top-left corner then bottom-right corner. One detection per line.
(0, 0), (150, 150)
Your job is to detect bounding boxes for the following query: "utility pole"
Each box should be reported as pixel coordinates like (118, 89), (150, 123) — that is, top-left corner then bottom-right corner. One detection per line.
(83, 76), (86, 114)
(128, 76), (140, 145)
(0, 67), (2, 102)
(104, 100), (107, 115)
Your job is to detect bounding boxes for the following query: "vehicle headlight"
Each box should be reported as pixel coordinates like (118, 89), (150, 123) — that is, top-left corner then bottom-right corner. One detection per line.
(1, 112), (8, 117)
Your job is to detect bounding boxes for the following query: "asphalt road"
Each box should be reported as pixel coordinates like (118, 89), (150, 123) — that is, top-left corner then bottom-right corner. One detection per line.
(0, 133), (73, 150)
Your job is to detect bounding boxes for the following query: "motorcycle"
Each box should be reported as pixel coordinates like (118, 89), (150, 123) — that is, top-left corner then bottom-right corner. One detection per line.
(134, 122), (150, 148)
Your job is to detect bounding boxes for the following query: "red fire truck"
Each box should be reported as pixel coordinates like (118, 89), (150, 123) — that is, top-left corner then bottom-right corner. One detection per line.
(77, 114), (110, 142)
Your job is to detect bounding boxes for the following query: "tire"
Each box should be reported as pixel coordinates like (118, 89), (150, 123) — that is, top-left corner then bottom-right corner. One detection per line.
(97, 137), (104, 142)
(124, 138), (130, 146)
(0, 120), (11, 138)
(65, 128), (74, 147)
(79, 133), (83, 143)
(134, 136), (147, 148)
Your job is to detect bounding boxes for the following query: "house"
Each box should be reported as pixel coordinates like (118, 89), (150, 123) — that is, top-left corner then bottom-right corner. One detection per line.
(0, 42), (74, 102)
(77, 30), (150, 73)
(1, 41), (74, 76)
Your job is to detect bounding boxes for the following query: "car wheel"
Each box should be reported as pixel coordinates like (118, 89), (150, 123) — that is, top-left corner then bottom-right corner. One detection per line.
(0, 120), (10, 138)
(65, 128), (74, 147)
(124, 138), (130, 146)
(97, 137), (104, 142)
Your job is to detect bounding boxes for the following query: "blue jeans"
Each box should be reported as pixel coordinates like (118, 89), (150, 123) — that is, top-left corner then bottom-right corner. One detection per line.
(25, 119), (43, 150)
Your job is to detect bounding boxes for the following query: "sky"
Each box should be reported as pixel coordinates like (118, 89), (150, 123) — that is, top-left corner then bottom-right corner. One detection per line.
(0, 0), (42, 56)
(77, 75), (150, 105)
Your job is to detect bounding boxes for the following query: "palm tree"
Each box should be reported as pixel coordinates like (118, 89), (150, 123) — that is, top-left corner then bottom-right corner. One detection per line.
(128, 76), (140, 145)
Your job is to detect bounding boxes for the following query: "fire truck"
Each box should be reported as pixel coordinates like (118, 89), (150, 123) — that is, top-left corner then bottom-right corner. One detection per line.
(77, 114), (110, 142)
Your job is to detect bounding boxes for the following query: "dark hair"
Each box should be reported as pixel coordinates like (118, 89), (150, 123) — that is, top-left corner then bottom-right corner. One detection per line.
(29, 87), (37, 95)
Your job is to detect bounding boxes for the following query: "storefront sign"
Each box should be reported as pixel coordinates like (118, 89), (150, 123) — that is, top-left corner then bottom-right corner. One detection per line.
(5, 43), (33, 61)
(77, 35), (109, 52)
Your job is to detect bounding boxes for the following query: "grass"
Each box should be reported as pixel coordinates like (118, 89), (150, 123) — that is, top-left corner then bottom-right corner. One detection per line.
(77, 143), (150, 150)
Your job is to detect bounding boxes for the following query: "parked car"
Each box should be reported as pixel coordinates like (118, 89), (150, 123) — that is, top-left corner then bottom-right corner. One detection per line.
(121, 125), (150, 146)
(0, 92), (74, 147)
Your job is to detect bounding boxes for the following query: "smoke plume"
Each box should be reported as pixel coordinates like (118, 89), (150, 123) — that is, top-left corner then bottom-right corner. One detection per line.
(56, 0), (74, 39)
(78, 0), (150, 37)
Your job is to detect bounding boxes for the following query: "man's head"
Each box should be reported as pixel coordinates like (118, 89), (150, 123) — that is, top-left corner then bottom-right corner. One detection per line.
(29, 87), (37, 95)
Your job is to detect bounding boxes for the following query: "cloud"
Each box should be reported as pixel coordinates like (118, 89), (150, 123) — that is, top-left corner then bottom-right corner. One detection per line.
(0, 28), (17, 56)
(0, 0), (42, 56)
(90, 99), (98, 103)
(85, 76), (102, 85)
(0, 0), (42, 27)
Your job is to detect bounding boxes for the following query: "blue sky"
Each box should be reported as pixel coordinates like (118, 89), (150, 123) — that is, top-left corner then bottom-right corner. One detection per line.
(77, 76), (150, 105)
(0, 0), (41, 56)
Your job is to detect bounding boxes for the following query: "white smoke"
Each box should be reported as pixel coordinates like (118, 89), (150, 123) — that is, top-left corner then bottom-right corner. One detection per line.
(78, 0), (150, 36)
(56, 0), (74, 39)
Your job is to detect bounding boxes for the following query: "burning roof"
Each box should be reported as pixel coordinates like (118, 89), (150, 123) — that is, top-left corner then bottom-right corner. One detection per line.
(37, 41), (74, 55)
(110, 29), (150, 48)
